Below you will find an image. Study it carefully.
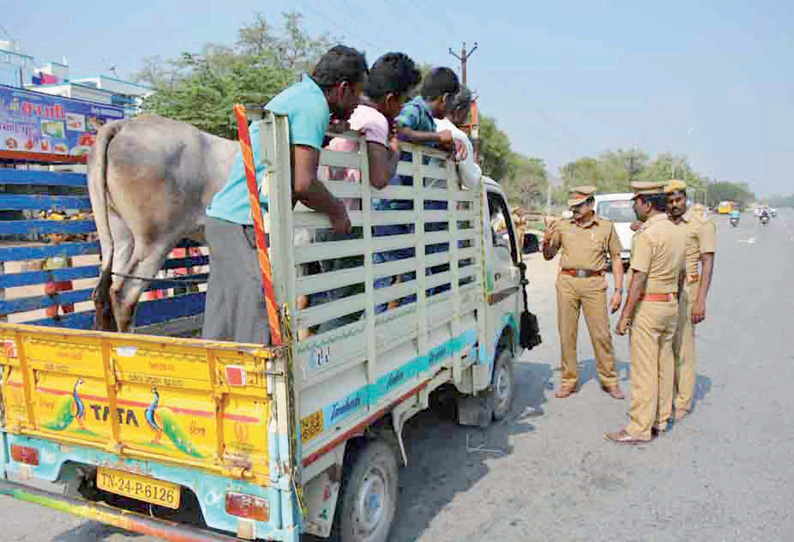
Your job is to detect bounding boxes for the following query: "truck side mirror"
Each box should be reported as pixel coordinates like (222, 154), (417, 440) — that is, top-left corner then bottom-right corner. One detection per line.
(522, 233), (540, 254)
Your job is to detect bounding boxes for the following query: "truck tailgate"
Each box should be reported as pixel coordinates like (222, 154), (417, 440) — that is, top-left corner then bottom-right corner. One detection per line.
(0, 323), (284, 481)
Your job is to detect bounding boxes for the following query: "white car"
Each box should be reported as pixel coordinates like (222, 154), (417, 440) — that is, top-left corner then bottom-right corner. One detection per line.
(594, 192), (636, 266)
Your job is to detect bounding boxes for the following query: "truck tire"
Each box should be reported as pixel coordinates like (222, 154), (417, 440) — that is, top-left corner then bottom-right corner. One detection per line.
(337, 439), (399, 542)
(490, 348), (515, 421)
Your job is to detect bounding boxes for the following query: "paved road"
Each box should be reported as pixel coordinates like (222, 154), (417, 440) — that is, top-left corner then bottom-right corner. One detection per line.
(2, 210), (793, 541)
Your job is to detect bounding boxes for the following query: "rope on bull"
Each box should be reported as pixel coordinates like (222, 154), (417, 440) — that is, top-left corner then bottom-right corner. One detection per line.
(110, 271), (208, 286)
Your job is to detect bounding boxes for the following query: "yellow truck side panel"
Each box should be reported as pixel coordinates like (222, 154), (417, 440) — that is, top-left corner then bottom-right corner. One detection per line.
(0, 325), (283, 483)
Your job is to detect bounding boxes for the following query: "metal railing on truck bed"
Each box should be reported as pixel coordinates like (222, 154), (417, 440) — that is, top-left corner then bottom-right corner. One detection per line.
(256, 113), (489, 478)
(0, 167), (209, 334)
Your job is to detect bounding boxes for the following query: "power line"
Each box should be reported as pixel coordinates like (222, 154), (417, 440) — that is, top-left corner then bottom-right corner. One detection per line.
(292, 0), (386, 52)
(328, 0), (393, 52)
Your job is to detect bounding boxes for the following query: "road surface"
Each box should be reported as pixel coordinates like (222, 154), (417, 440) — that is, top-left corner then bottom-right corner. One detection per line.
(2, 210), (793, 541)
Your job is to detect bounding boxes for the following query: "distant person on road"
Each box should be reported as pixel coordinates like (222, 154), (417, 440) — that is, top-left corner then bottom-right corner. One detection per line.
(542, 186), (626, 400)
(665, 180), (716, 422)
(730, 208), (741, 220)
(608, 181), (685, 444)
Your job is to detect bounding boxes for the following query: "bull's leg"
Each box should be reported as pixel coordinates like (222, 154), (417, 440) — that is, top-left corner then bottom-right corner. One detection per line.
(93, 211), (133, 331)
(93, 264), (116, 331)
(114, 238), (180, 332)
(106, 213), (136, 332)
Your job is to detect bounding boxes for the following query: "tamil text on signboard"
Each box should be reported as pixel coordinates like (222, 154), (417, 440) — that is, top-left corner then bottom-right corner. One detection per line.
(0, 85), (124, 159)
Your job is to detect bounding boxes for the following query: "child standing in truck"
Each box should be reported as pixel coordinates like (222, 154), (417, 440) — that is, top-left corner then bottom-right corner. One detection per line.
(325, 52), (422, 194)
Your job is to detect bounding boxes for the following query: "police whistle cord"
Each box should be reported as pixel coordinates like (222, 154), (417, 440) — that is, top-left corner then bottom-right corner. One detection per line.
(234, 103), (284, 346)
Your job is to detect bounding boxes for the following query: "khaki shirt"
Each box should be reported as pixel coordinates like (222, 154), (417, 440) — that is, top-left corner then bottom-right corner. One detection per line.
(630, 213), (685, 294)
(678, 209), (716, 278)
(551, 217), (623, 270)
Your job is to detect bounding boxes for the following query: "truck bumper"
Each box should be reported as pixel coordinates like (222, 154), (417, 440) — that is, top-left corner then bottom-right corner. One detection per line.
(1, 434), (300, 542)
(0, 478), (241, 542)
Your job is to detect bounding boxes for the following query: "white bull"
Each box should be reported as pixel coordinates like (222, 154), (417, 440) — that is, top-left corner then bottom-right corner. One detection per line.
(87, 114), (237, 332)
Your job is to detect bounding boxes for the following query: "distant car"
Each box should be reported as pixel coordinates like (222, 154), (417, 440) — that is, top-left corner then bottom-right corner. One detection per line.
(594, 193), (635, 267)
(770, 208), (777, 217)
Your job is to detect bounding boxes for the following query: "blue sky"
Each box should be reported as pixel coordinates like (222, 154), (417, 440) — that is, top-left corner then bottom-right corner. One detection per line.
(6, 0), (793, 195)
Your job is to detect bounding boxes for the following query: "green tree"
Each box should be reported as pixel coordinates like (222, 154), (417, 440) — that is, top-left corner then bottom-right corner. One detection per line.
(706, 181), (755, 207)
(559, 150), (709, 201)
(237, 12), (336, 73)
(477, 114), (513, 181)
(502, 154), (548, 209)
(134, 12), (332, 138)
(599, 148), (649, 192)
(559, 157), (602, 189)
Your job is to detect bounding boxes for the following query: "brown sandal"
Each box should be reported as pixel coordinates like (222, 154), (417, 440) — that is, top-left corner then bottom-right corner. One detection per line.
(604, 428), (649, 445)
(602, 385), (626, 400)
(555, 385), (578, 399)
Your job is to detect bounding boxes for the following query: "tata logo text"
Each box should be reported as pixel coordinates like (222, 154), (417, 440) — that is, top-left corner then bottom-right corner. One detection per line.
(88, 404), (140, 427)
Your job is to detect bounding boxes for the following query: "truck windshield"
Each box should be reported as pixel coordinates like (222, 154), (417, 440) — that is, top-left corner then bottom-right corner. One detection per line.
(598, 200), (635, 223)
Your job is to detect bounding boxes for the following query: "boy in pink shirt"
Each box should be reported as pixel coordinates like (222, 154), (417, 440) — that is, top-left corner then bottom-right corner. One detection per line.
(325, 52), (421, 199)
(305, 53), (421, 334)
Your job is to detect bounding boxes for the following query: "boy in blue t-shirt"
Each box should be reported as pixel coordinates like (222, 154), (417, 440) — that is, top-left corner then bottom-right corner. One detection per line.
(202, 45), (368, 344)
(395, 66), (462, 153)
(374, 67), (465, 304)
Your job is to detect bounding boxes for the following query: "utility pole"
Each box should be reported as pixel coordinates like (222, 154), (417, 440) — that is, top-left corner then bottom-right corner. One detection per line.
(449, 42), (480, 161)
(449, 42), (478, 85)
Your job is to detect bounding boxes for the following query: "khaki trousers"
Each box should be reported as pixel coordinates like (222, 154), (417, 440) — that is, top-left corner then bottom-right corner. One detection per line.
(673, 281), (698, 412)
(555, 274), (618, 389)
(626, 300), (678, 440)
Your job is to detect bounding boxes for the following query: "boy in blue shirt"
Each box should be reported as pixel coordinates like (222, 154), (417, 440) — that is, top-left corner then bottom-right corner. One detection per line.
(203, 45), (368, 344)
(396, 67), (462, 153)
(376, 67), (464, 303)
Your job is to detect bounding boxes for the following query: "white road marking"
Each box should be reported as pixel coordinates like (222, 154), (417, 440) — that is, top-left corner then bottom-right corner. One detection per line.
(737, 237), (756, 244)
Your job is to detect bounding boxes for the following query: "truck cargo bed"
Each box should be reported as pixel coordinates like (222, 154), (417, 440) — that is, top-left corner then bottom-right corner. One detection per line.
(0, 323), (286, 483)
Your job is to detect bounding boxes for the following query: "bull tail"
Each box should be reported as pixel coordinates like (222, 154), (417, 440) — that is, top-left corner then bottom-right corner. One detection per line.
(87, 119), (128, 331)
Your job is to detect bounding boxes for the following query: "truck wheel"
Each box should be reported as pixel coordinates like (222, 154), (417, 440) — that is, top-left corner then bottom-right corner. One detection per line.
(490, 348), (515, 420)
(337, 439), (398, 542)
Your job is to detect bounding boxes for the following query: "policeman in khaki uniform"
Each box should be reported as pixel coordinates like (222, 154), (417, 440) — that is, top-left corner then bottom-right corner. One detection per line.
(607, 181), (685, 444)
(543, 186), (626, 399)
(664, 180), (716, 420)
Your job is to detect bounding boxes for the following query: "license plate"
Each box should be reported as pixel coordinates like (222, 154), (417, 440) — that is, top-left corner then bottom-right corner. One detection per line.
(97, 468), (181, 509)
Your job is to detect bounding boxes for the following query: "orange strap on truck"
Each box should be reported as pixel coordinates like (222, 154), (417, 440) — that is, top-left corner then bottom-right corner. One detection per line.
(233, 103), (283, 346)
